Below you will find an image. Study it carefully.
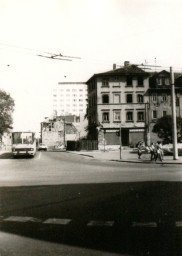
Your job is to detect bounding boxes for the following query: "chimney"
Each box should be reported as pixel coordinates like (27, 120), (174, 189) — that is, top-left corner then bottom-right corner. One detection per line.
(124, 61), (130, 67)
(113, 63), (116, 70)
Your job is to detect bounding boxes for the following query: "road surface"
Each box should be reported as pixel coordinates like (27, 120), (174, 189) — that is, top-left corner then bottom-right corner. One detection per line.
(0, 151), (182, 255)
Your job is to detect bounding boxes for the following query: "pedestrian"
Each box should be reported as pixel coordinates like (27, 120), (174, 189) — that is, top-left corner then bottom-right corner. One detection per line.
(137, 141), (143, 159)
(150, 142), (155, 161)
(155, 141), (163, 162)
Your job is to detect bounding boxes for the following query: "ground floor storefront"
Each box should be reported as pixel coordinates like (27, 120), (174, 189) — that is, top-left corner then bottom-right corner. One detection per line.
(98, 128), (146, 149)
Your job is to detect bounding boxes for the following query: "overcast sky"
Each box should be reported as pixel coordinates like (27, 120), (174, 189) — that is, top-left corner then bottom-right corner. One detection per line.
(0, 0), (182, 134)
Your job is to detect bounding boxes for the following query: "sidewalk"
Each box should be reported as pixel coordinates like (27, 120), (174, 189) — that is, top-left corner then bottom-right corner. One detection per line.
(68, 149), (182, 164)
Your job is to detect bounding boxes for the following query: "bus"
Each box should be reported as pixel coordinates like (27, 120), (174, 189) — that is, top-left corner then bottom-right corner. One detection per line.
(12, 131), (36, 157)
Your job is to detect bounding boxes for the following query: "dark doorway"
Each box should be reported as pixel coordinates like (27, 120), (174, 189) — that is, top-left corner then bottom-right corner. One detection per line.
(121, 129), (129, 146)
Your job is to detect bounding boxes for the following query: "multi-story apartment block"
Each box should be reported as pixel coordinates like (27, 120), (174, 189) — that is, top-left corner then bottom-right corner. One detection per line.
(147, 70), (182, 143)
(52, 82), (88, 116)
(86, 63), (182, 148)
(86, 62), (150, 148)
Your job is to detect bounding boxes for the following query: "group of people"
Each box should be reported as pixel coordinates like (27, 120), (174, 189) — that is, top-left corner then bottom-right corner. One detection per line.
(137, 141), (164, 162)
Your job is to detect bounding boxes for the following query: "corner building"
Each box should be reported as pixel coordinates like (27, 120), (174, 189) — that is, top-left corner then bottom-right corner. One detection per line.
(86, 62), (150, 148)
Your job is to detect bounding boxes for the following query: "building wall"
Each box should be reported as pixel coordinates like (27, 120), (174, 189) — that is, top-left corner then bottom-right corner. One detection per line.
(52, 82), (88, 116)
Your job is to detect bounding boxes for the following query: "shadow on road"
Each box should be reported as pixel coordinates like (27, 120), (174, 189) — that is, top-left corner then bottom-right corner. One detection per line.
(0, 181), (182, 255)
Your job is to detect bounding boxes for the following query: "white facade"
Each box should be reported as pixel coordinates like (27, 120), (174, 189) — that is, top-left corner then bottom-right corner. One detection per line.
(52, 82), (88, 116)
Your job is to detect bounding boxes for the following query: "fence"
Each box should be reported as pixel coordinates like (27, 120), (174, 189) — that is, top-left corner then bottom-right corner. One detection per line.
(67, 140), (98, 151)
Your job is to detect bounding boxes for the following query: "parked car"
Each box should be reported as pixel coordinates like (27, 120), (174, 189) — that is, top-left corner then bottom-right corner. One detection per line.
(38, 143), (48, 151)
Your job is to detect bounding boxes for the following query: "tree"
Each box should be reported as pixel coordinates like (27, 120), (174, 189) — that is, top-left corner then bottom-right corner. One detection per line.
(152, 115), (182, 144)
(0, 89), (15, 139)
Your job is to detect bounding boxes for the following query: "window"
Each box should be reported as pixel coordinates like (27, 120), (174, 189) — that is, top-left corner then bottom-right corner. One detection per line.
(79, 99), (83, 102)
(137, 112), (144, 121)
(176, 97), (180, 106)
(152, 94), (157, 102)
(79, 89), (83, 91)
(162, 94), (167, 102)
(163, 111), (167, 117)
(102, 94), (109, 104)
(102, 79), (109, 87)
(126, 76), (132, 86)
(126, 94), (133, 103)
(113, 94), (120, 103)
(72, 89), (77, 91)
(137, 94), (144, 103)
(113, 111), (121, 121)
(102, 112), (109, 122)
(126, 112), (133, 122)
(137, 77), (144, 87)
(153, 110), (157, 119)
(66, 89), (70, 92)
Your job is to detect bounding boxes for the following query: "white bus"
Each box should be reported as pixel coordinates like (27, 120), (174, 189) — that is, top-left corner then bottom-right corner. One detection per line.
(12, 132), (36, 157)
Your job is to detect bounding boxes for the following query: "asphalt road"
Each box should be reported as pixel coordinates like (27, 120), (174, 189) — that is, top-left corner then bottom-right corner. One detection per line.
(0, 151), (182, 255)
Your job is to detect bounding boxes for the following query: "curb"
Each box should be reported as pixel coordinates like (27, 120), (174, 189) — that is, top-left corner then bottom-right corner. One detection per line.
(67, 152), (182, 164)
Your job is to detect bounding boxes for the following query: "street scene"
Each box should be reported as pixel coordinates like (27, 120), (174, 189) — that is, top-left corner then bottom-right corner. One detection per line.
(1, 1), (182, 255)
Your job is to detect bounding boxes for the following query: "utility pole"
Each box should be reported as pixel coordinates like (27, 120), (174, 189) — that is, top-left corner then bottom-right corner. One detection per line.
(170, 67), (178, 160)
(120, 125), (122, 159)
(63, 118), (66, 147)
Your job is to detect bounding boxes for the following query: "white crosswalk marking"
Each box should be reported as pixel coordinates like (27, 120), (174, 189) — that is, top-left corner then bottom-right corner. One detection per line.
(43, 218), (72, 225)
(4, 216), (41, 223)
(132, 222), (157, 227)
(176, 221), (182, 227)
(87, 220), (114, 227)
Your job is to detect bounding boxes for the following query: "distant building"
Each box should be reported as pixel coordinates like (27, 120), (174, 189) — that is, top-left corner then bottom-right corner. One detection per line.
(52, 82), (88, 116)
(86, 62), (150, 148)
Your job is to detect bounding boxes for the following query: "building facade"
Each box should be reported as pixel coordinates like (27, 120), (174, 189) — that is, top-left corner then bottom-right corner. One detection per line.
(147, 70), (182, 143)
(86, 64), (182, 148)
(52, 82), (88, 116)
(41, 115), (80, 150)
(86, 62), (150, 148)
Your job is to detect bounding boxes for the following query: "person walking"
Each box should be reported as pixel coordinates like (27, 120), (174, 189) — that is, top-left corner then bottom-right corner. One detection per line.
(137, 141), (143, 159)
(150, 142), (155, 161)
(155, 141), (163, 162)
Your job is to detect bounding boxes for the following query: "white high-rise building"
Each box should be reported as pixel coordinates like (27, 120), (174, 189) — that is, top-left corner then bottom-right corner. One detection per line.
(52, 82), (88, 116)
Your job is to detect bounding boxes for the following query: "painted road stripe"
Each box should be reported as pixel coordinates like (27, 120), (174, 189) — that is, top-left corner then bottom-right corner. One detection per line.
(4, 216), (41, 223)
(176, 221), (182, 227)
(132, 222), (157, 227)
(43, 218), (72, 225)
(87, 220), (114, 227)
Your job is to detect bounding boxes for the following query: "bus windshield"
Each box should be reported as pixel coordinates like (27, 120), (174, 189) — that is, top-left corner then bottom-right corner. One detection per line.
(12, 132), (34, 144)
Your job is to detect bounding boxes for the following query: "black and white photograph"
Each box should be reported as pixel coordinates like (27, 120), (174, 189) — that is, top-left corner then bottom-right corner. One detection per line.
(0, 0), (182, 255)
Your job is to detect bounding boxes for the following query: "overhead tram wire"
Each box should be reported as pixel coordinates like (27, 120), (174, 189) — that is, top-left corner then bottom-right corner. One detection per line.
(1, 42), (182, 71)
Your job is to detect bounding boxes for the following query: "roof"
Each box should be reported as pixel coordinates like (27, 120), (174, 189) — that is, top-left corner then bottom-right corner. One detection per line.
(86, 65), (149, 83)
